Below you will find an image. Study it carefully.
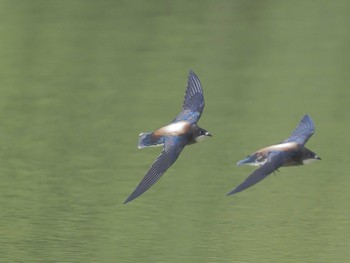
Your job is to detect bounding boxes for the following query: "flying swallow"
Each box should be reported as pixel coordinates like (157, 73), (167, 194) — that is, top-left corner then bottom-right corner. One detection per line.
(124, 70), (212, 204)
(227, 114), (321, 196)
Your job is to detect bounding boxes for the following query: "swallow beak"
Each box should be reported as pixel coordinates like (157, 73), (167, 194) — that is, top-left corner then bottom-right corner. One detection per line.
(205, 131), (212, 137)
(315, 155), (321, 160)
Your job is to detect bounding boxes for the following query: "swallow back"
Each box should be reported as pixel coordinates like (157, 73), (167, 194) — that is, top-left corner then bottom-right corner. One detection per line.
(154, 121), (190, 136)
(262, 142), (298, 152)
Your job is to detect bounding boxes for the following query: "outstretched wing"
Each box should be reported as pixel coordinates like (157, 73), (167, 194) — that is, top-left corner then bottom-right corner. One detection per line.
(227, 152), (284, 195)
(282, 114), (315, 145)
(124, 136), (187, 204)
(173, 70), (205, 124)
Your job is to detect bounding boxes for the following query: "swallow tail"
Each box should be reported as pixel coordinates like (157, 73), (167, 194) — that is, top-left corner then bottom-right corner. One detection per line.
(237, 155), (259, 166)
(138, 132), (164, 149)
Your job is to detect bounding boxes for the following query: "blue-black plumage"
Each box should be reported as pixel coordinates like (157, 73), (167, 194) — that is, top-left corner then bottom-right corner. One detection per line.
(124, 71), (212, 204)
(227, 114), (321, 196)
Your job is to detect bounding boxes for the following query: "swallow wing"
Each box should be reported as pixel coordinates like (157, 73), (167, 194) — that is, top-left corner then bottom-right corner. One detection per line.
(174, 70), (205, 124)
(124, 136), (187, 204)
(227, 152), (284, 195)
(282, 114), (315, 145)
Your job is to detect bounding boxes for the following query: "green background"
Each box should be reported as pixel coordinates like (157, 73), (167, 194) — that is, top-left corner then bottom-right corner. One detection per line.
(0, 1), (349, 262)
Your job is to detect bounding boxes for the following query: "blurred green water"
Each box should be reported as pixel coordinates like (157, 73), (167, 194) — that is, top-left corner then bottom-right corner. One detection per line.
(0, 1), (350, 262)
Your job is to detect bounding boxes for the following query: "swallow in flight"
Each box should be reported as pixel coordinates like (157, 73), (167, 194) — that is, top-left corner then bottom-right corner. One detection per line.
(124, 70), (212, 204)
(227, 114), (321, 196)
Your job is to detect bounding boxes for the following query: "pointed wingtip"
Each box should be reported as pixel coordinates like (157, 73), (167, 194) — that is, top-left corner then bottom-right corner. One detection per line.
(302, 114), (313, 124)
(189, 69), (198, 78)
(303, 113), (310, 119)
(301, 114), (315, 133)
(123, 195), (134, 204)
(124, 189), (141, 204)
(226, 188), (239, 196)
(124, 189), (142, 204)
(123, 197), (131, 204)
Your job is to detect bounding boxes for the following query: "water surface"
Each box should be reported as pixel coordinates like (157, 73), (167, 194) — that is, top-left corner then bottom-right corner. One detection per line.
(0, 1), (350, 262)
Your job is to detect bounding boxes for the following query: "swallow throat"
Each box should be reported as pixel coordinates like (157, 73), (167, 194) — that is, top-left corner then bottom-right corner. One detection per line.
(195, 134), (209, 143)
(303, 158), (319, 165)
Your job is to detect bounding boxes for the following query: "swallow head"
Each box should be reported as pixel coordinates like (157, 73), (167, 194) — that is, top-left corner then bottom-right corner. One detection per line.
(302, 149), (321, 164)
(194, 127), (212, 143)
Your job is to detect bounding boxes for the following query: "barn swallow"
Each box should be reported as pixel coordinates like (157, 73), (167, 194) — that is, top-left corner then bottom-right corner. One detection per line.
(124, 70), (212, 204)
(227, 114), (321, 196)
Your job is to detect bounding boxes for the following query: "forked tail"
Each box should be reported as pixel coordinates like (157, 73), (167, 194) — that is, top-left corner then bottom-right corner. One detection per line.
(138, 132), (164, 149)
